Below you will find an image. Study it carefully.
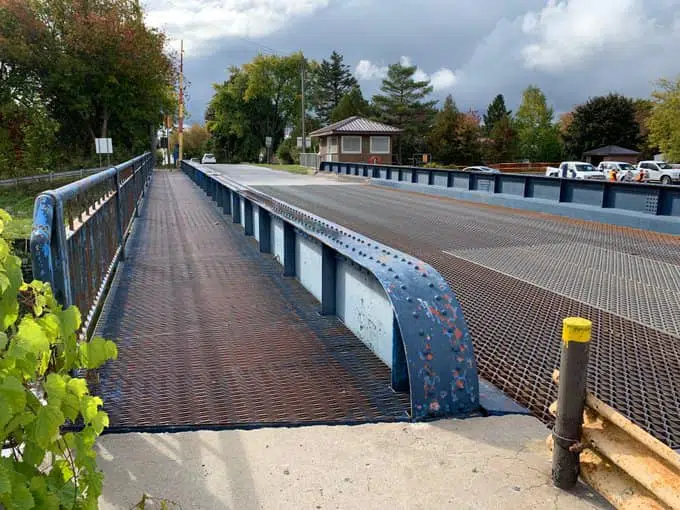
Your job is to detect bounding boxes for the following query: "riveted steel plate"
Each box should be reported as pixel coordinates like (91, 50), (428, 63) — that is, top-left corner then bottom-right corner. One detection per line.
(93, 172), (409, 431)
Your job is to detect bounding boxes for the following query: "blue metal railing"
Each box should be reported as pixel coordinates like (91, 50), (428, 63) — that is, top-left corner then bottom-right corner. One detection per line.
(319, 162), (680, 218)
(182, 160), (485, 420)
(31, 153), (153, 333)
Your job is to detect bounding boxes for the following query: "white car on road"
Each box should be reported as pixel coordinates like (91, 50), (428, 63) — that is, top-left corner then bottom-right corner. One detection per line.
(546, 162), (606, 180)
(201, 153), (217, 164)
(637, 161), (680, 185)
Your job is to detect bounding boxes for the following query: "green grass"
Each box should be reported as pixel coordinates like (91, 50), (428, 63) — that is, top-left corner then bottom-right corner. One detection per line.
(250, 163), (312, 175)
(0, 177), (79, 239)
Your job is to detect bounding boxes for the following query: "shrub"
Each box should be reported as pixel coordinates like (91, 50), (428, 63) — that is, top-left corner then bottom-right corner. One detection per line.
(0, 208), (117, 509)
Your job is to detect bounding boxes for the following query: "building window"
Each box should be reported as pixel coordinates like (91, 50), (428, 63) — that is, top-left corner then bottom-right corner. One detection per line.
(341, 136), (362, 154)
(328, 136), (338, 154)
(370, 136), (391, 154)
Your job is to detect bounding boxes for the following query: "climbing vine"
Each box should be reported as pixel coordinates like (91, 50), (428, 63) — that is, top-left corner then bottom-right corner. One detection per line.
(0, 208), (118, 509)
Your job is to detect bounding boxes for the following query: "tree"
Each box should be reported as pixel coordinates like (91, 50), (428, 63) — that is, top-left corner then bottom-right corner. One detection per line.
(310, 51), (358, 124)
(483, 94), (511, 134)
(515, 86), (561, 161)
(170, 124), (210, 160)
(0, 0), (176, 174)
(427, 95), (460, 164)
(634, 98), (658, 160)
(649, 77), (680, 161)
(329, 86), (371, 123)
(373, 61), (437, 163)
(483, 115), (517, 163)
(563, 93), (640, 159)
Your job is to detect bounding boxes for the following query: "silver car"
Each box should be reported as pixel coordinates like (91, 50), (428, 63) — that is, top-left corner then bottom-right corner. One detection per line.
(463, 166), (501, 174)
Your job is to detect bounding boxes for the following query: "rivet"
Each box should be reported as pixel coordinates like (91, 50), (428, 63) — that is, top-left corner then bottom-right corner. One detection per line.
(401, 285), (407, 290)
(428, 282), (434, 288)
(407, 297), (413, 303)
(441, 310), (447, 316)
(394, 274), (399, 279)
(388, 267), (393, 272)
(413, 312), (419, 318)
(435, 295), (441, 301)
(422, 273), (427, 278)
(407, 261), (412, 265)
(401, 258), (406, 262)
(352, 248), (356, 251)
(369, 256), (373, 260)
(415, 266), (420, 270)
(447, 328), (453, 334)
(419, 329), (425, 336)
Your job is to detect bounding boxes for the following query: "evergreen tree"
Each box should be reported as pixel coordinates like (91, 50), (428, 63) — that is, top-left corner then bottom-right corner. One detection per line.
(310, 51), (358, 124)
(329, 86), (371, 122)
(373, 61), (437, 163)
(515, 86), (562, 161)
(484, 115), (517, 163)
(483, 94), (511, 134)
(426, 95), (460, 164)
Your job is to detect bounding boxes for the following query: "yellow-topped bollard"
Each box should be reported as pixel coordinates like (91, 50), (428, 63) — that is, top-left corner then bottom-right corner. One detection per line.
(562, 317), (592, 345)
(553, 317), (593, 489)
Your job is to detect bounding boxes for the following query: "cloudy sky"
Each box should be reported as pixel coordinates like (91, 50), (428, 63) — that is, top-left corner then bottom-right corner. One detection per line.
(145, 0), (680, 123)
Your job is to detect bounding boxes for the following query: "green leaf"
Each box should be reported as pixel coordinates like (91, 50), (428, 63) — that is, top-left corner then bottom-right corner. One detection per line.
(80, 396), (103, 424)
(92, 410), (109, 435)
(0, 291), (19, 331)
(78, 337), (117, 369)
(0, 270), (9, 293)
(22, 441), (45, 467)
(0, 375), (26, 410)
(44, 374), (66, 401)
(58, 306), (81, 338)
(15, 317), (50, 357)
(0, 331), (7, 350)
(61, 393), (80, 422)
(0, 462), (10, 495)
(30, 476), (60, 510)
(66, 378), (88, 399)
(11, 484), (34, 510)
(33, 404), (65, 449)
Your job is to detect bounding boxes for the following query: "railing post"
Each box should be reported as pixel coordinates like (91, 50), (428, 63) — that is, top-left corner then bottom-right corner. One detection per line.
(552, 317), (592, 489)
(232, 193), (241, 224)
(113, 170), (126, 261)
(283, 222), (296, 277)
(259, 209), (271, 253)
(244, 199), (254, 236)
(223, 188), (232, 215)
(321, 245), (336, 315)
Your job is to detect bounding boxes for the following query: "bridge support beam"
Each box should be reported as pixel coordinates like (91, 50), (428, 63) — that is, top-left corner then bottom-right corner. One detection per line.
(283, 223), (296, 277)
(259, 209), (271, 253)
(232, 193), (241, 224)
(244, 200), (254, 236)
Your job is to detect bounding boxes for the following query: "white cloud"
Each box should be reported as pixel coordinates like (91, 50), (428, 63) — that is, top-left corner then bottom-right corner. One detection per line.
(356, 56), (457, 91)
(355, 60), (388, 80)
(430, 68), (458, 90)
(145, 0), (330, 55)
(521, 0), (652, 72)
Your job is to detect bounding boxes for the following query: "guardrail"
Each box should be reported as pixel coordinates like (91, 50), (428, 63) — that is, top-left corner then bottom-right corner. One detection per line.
(31, 153), (153, 336)
(0, 166), (106, 188)
(319, 161), (680, 218)
(181, 160), (482, 420)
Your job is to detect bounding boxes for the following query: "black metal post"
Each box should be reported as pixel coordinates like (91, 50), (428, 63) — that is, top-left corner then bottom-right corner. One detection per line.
(283, 222), (296, 277)
(320, 245), (336, 315)
(552, 317), (592, 489)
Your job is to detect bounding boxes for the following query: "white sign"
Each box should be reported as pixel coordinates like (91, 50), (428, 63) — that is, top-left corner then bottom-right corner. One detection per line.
(296, 137), (311, 149)
(95, 138), (113, 154)
(265, 136), (273, 148)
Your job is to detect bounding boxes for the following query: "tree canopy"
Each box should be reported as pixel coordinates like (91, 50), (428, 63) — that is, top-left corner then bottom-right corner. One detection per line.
(483, 94), (511, 134)
(0, 0), (176, 176)
(426, 95), (482, 165)
(330, 86), (371, 123)
(648, 78), (680, 161)
(310, 51), (358, 124)
(373, 62), (437, 163)
(564, 93), (640, 158)
(515, 86), (561, 161)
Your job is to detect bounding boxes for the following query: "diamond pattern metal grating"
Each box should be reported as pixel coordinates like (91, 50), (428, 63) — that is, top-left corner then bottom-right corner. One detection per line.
(254, 182), (680, 449)
(93, 172), (409, 431)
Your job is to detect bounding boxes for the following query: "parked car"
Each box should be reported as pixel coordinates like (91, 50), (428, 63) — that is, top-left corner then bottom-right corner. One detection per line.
(190, 157), (200, 163)
(201, 153), (217, 164)
(637, 161), (680, 185)
(545, 162), (606, 180)
(463, 166), (501, 174)
(597, 161), (646, 182)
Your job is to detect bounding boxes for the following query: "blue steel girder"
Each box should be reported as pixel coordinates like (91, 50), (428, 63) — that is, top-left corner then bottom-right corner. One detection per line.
(183, 162), (480, 420)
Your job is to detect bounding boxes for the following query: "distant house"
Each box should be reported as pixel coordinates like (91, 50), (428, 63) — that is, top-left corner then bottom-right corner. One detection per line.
(310, 116), (402, 164)
(583, 145), (641, 165)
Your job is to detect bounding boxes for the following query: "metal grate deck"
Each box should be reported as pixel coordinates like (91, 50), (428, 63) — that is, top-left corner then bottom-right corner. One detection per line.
(254, 182), (680, 449)
(93, 172), (409, 431)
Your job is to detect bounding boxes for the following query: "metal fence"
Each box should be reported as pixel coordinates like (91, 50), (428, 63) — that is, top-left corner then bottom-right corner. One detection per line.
(0, 166), (106, 188)
(31, 153), (153, 335)
(319, 161), (680, 218)
(299, 153), (320, 169)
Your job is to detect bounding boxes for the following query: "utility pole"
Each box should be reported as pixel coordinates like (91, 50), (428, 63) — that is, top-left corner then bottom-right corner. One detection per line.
(178, 39), (184, 165)
(300, 55), (306, 154)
